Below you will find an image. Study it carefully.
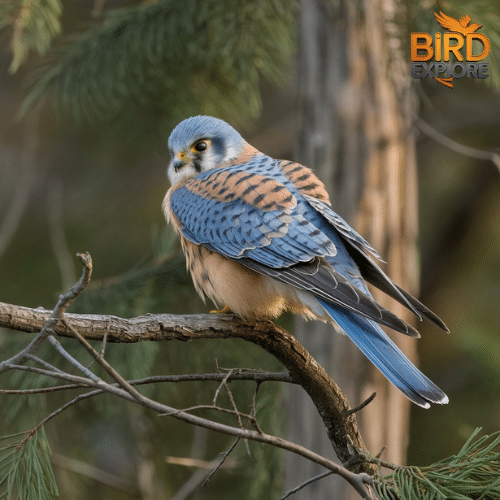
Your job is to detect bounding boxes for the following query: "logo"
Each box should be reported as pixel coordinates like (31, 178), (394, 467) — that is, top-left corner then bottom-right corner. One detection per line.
(411, 11), (490, 88)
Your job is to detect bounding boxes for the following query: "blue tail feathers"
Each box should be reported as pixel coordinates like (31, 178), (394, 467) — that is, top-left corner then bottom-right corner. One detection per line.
(317, 298), (448, 408)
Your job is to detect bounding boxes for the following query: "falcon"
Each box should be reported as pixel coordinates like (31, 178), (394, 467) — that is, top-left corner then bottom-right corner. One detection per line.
(163, 115), (449, 408)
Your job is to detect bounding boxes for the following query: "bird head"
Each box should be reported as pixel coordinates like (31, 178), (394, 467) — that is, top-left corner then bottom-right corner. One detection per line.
(167, 116), (246, 185)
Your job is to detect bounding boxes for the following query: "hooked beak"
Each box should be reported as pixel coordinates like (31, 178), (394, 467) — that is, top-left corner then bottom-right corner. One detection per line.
(170, 150), (194, 172)
(172, 158), (185, 172)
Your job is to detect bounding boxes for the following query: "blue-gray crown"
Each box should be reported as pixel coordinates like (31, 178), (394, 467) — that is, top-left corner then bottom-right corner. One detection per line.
(168, 116), (245, 158)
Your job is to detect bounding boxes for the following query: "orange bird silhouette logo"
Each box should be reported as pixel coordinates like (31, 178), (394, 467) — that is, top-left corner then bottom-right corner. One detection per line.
(434, 11), (483, 36)
(411, 12), (490, 89)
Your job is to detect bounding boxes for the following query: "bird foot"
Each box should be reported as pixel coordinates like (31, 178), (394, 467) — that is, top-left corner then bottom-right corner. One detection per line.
(209, 305), (232, 314)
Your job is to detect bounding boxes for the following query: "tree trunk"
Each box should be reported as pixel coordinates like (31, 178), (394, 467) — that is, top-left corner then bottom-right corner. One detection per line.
(285, 0), (418, 497)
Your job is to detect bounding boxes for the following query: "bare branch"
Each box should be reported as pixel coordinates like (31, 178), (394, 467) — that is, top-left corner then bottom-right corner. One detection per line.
(54, 251), (93, 316)
(201, 438), (240, 487)
(249, 382), (265, 434)
(0, 252), (92, 375)
(0, 249), (99, 426)
(416, 118), (500, 174)
(25, 354), (66, 375)
(282, 470), (379, 500)
(280, 471), (334, 499)
(0, 371), (294, 395)
(159, 403), (253, 422)
(3, 363), (101, 387)
(47, 335), (101, 382)
(224, 377), (253, 457)
(169, 439), (240, 500)
(1, 252), (380, 498)
(1, 301), (373, 469)
(212, 369), (232, 406)
(345, 392), (377, 416)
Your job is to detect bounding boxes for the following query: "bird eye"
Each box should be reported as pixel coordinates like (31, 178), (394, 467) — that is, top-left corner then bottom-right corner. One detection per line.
(192, 140), (209, 153)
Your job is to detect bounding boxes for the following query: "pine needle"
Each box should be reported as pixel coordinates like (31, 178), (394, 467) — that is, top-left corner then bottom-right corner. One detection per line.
(376, 428), (500, 499)
(0, 0), (62, 74)
(0, 428), (58, 500)
(18, 0), (298, 138)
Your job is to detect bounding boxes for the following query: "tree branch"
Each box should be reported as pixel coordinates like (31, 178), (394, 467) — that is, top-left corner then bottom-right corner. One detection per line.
(0, 370), (295, 395)
(0, 252), (381, 498)
(0, 252), (92, 376)
(415, 117), (500, 174)
(0, 301), (374, 472)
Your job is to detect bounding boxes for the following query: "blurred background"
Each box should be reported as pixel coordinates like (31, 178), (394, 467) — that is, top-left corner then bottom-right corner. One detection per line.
(0, 0), (499, 498)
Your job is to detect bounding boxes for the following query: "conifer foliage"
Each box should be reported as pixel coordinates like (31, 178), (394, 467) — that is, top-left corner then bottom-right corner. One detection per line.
(0, 0), (62, 73)
(3, 0), (297, 138)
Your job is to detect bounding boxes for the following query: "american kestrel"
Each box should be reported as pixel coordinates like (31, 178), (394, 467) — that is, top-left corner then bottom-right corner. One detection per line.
(163, 115), (449, 408)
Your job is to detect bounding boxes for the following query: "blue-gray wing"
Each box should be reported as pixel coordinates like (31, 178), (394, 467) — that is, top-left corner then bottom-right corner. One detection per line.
(303, 194), (449, 331)
(169, 162), (420, 336)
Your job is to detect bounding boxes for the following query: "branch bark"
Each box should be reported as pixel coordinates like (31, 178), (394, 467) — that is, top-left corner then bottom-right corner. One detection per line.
(0, 299), (375, 475)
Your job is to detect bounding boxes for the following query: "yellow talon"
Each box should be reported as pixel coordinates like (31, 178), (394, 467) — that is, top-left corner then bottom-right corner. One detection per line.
(209, 305), (232, 314)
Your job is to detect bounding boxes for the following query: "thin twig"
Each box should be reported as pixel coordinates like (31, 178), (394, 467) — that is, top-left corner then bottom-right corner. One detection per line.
(169, 443), (237, 500)
(47, 335), (101, 382)
(280, 470), (334, 499)
(416, 118), (500, 174)
(159, 403), (255, 423)
(25, 354), (66, 375)
(166, 456), (238, 468)
(4, 363), (99, 388)
(17, 388), (106, 448)
(0, 371), (294, 395)
(212, 369), (233, 406)
(365, 456), (402, 472)
(345, 392), (377, 416)
(218, 371), (252, 458)
(202, 438), (240, 487)
(54, 252), (93, 317)
(249, 382), (264, 434)
(62, 319), (156, 405)
(99, 328), (108, 358)
(0, 253), (92, 375)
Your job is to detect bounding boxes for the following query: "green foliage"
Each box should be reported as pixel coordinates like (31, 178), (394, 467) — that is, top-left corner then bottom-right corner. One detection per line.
(377, 428), (500, 499)
(0, 0), (62, 73)
(19, 0), (297, 143)
(0, 429), (58, 500)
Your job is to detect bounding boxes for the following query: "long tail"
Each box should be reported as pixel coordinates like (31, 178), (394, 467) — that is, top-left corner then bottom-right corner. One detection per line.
(317, 298), (448, 408)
